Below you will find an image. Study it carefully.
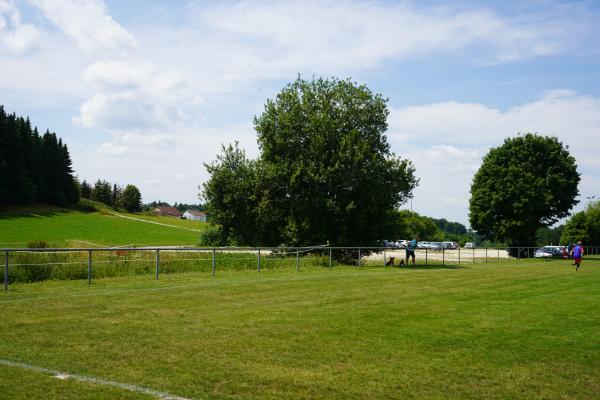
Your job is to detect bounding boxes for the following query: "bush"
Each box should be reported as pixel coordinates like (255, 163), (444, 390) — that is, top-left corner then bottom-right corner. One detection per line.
(198, 225), (224, 246)
(27, 240), (48, 248)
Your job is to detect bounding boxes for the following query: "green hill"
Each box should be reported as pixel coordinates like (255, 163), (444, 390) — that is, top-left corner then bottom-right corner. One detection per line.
(0, 204), (205, 247)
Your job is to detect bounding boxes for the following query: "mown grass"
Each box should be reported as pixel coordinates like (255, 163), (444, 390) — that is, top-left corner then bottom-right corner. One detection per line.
(0, 259), (598, 399)
(0, 207), (202, 247)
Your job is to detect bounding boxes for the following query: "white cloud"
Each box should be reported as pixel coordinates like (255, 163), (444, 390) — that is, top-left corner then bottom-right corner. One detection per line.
(173, 173), (186, 182)
(74, 61), (199, 132)
(388, 90), (600, 224)
(0, 0), (40, 53)
(173, 0), (579, 86)
(29, 0), (136, 52)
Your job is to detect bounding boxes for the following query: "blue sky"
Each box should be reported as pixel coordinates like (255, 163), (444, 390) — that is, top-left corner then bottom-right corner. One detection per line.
(2, 0), (600, 226)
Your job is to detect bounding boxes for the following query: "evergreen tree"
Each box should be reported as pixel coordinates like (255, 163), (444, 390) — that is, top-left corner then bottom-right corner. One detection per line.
(0, 105), (79, 206)
(80, 180), (92, 199)
(91, 180), (112, 205)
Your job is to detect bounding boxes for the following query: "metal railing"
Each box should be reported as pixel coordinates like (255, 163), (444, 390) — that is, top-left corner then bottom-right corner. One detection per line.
(1, 245), (598, 290)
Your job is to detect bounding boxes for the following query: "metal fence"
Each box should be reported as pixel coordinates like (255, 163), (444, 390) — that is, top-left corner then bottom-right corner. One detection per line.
(1, 245), (598, 290)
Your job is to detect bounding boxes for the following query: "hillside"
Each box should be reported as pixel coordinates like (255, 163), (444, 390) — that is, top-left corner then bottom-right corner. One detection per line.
(0, 204), (205, 247)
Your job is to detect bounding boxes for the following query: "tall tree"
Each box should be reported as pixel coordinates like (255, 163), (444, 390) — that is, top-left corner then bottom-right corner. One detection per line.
(469, 134), (579, 252)
(203, 77), (418, 246)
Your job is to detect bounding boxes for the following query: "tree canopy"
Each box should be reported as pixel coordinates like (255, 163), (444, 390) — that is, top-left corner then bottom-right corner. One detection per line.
(469, 133), (579, 248)
(202, 77), (418, 246)
(561, 200), (600, 245)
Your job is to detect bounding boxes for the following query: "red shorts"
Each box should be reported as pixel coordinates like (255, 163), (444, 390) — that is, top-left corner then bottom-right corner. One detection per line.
(574, 257), (582, 264)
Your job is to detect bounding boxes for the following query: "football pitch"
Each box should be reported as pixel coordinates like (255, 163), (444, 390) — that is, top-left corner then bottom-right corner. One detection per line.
(1, 260), (599, 399)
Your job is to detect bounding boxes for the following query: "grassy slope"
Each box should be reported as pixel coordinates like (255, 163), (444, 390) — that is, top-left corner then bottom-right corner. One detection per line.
(0, 260), (598, 399)
(0, 207), (201, 246)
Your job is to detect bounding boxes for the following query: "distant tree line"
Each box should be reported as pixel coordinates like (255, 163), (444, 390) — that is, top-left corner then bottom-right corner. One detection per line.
(141, 201), (205, 213)
(80, 179), (142, 213)
(560, 200), (600, 245)
(392, 211), (471, 244)
(0, 105), (79, 206)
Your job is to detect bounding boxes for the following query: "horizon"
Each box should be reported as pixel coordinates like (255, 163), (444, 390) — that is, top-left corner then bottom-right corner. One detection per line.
(2, 0), (600, 226)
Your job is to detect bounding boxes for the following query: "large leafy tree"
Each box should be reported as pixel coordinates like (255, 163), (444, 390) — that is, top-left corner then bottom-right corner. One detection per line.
(561, 200), (600, 245)
(469, 133), (579, 250)
(203, 77), (418, 246)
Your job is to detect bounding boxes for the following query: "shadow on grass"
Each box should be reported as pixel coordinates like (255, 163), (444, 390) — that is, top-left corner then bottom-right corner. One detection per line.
(365, 263), (466, 270)
(0, 202), (99, 220)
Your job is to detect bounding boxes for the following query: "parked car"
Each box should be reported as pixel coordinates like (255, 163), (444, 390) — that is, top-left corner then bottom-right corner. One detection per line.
(441, 241), (458, 250)
(464, 242), (475, 249)
(534, 247), (554, 258)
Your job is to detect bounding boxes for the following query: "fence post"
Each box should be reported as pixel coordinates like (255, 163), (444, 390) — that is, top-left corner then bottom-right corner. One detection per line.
(329, 248), (332, 269)
(383, 249), (386, 267)
(357, 249), (361, 267)
(442, 247), (445, 265)
(4, 250), (8, 291)
(425, 248), (428, 265)
(472, 248), (475, 263)
(518, 248), (520, 260)
(212, 249), (216, 277)
(498, 249), (500, 261)
(296, 250), (299, 272)
(485, 248), (488, 264)
(87, 250), (92, 285)
(458, 246), (461, 264)
(258, 249), (261, 273)
(155, 249), (160, 280)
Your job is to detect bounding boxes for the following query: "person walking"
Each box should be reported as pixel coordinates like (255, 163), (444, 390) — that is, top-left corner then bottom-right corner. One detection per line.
(406, 237), (418, 266)
(571, 241), (584, 270)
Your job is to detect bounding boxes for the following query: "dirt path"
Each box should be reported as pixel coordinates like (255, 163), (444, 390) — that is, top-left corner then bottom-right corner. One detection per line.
(110, 213), (203, 232)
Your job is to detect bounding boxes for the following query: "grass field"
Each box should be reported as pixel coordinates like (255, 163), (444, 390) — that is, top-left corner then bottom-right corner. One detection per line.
(0, 206), (204, 247)
(1, 259), (598, 399)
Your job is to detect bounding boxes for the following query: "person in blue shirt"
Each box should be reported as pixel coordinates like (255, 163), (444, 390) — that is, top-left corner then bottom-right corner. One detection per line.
(406, 237), (418, 266)
(571, 241), (584, 270)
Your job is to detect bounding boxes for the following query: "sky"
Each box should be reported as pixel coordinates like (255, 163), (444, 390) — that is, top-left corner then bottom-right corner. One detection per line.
(1, 0), (600, 226)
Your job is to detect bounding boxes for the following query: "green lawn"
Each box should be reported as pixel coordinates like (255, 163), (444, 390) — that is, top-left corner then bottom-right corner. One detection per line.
(0, 208), (202, 247)
(1, 259), (598, 399)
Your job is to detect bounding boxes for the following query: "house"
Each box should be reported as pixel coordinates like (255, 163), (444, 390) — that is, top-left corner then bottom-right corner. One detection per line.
(153, 206), (182, 217)
(183, 210), (207, 222)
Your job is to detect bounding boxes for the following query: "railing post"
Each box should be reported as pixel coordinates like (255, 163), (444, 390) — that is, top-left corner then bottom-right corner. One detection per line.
(212, 249), (216, 277)
(296, 250), (299, 272)
(357, 249), (361, 267)
(4, 250), (8, 291)
(155, 249), (160, 280)
(87, 250), (92, 285)
(329, 248), (332, 269)
(258, 249), (261, 273)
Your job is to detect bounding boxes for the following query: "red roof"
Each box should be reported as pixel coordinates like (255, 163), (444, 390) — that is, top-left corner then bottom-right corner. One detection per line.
(154, 206), (181, 216)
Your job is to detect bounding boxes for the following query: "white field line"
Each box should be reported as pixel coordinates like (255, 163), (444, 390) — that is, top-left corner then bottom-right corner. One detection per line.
(110, 213), (202, 232)
(0, 359), (192, 400)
